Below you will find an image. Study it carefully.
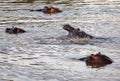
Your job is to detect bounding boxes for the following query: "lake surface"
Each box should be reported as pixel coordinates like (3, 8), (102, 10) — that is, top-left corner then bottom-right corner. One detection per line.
(0, 0), (120, 81)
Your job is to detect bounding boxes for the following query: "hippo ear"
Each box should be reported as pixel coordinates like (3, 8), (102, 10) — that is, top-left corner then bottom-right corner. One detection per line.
(76, 28), (80, 31)
(98, 52), (101, 55)
(91, 54), (94, 56)
(44, 6), (49, 8)
(64, 24), (71, 27)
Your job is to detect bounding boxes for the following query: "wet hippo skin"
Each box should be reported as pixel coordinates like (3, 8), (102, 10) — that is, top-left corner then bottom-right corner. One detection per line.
(30, 6), (62, 14)
(6, 26), (26, 34)
(79, 52), (113, 68)
(63, 24), (93, 39)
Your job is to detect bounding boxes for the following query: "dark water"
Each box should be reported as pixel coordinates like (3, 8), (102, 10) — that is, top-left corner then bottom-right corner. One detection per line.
(0, 0), (120, 81)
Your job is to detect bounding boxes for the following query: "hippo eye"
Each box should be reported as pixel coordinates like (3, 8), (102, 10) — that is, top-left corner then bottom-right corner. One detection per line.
(89, 57), (93, 60)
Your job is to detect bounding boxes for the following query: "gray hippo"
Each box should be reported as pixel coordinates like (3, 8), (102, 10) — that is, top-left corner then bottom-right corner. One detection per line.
(6, 26), (26, 34)
(30, 6), (62, 14)
(79, 52), (113, 68)
(63, 24), (93, 39)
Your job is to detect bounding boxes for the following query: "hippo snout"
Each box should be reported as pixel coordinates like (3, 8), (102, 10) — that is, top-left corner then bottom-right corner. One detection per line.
(63, 24), (74, 32)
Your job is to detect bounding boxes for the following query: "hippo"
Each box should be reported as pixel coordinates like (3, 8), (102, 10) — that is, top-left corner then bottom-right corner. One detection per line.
(6, 26), (26, 34)
(30, 6), (62, 14)
(79, 52), (113, 68)
(63, 24), (93, 39)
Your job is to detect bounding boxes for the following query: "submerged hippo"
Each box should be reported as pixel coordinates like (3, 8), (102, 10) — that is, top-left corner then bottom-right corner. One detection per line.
(30, 6), (62, 14)
(79, 52), (113, 68)
(6, 26), (26, 34)
(63, 24), (93, 39)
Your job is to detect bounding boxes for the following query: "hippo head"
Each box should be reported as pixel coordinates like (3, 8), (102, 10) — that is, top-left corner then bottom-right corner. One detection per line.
(86, 52), (112, 68)
(5, 27), (26, 34)
(63, 24), (93, 39)
(79, 52), (113, 68)
(43, 6), (62, 14)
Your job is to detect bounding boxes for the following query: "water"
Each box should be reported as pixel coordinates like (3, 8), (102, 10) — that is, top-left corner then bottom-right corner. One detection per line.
(0, 0), (120, 81)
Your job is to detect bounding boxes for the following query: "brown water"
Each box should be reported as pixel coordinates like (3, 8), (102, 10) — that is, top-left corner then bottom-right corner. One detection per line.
(0, 0), (120, 81)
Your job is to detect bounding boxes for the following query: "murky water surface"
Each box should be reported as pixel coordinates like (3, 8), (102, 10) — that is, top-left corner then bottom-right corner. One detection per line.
(0, 0), (120, 81)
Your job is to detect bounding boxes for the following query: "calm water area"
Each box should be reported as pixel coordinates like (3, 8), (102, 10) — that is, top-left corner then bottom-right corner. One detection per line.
(0, 0), (120, 81)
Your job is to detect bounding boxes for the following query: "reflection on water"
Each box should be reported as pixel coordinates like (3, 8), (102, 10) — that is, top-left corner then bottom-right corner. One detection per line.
(11, 0), (63, 4)
(0, 0), (120, 81)
(16, 0), (35, 3)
